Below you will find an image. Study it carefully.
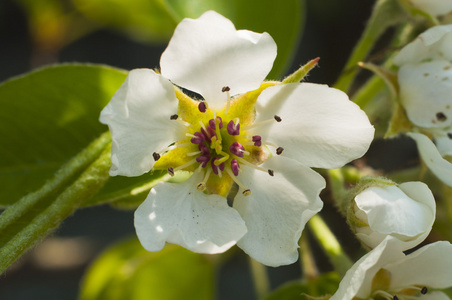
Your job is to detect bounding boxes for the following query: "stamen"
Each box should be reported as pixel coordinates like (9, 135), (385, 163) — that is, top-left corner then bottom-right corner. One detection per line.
(236, 157), (272, 175)
(197, 168), (212, 191)
(231, 159), (240, 176)
(173, 158), (198, 172)
(152, 152), (160, 161)
(168, 167), (175, 176)
(156, 143), (192, 156)
(372, 290), (395, 300)
(421, 287), (428, 295)
(223, 86), (231, 115)
(225, 168), (250, 196)
(230, 142), (246, 157)
(198, 101), (207, 113)
(190, 132), (205, 144)
(197, 182), (206, 191)
(209, 116), (223, 130)
(211, 157), (225, 175)
(170, 114), (178, 120)
(187, 151), (202, 156)
(274, 115), (282, 122)
(252, 135), (262, 147)
(242, 118), (278, 130)
(227, 119), (240, 135)
(176, 119), (192, 127)
(276, 147), (284, 155)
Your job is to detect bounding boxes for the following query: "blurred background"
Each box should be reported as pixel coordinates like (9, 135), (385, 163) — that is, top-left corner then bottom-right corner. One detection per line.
(0, 0), (413, 299)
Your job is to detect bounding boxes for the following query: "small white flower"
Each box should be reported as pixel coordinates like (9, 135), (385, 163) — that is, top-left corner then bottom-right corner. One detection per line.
(100, 11), (375, 266)
(407, 0), (452, 17)
(331, 236), (452, 300)
(351, 182), (435, 250)
(394, 25), (452, 186)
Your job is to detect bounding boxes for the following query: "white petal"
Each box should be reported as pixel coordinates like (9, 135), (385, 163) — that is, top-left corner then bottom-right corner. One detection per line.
(419, 291), (451, 300)
(394, 25), (452, 65)
(99, 69), (184, 176)
(330, 236), (406, 299)
(160, 11), (277, 109)
(233, 156), (325, 267)
(252, 83), (374, 169)
(385, 241), (452, 290)
(398, 61), (452, 128)
(134, 172), (247, 254)
(354, 182), (435, 250)
(433, 130), (452, 156)
(410, 0), (452, 16)
(407, 132), (452, 186)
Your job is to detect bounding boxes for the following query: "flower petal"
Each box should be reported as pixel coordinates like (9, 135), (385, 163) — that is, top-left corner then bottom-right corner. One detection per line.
(394, 25), (452, 65)
(134, 172), (247, 254)
(160, 11), (277, 109)
(354, 182), (435, 250)
(398, 61), (452, 128)
(330, 236), (406, 299)
(385, 241), (452, 290)
(233, 156), (325, 267)
(419, 291), (451, 300)
(434, 130), (452, 156)
(252, 83), (374, 169)
(100, 69), (184, 176)
(407, 132), (452, 186)
(409, 0), (452, 16)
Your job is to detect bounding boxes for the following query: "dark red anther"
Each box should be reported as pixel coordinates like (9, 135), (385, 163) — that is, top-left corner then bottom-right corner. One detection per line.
(230, 142), (245, 157)
(198, 102), (207, 113)
(231, 159), (240, 176)
(211, 157), (225, 175)
(252, 135), (262, 147)
(209, 117), (223, 130)
(190, 132), (205, 144)
(227, 120), (240, 135)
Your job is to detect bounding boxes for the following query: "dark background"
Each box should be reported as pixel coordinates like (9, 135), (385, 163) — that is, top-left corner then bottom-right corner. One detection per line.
(0, 1), (401, 299)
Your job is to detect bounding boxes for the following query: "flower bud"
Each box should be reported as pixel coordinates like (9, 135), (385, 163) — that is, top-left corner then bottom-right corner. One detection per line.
(347, 179), (436, 250)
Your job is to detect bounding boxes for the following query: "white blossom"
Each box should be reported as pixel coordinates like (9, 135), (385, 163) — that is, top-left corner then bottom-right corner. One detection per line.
(100, 11), (374, 267)
(331, 236), (452, 300)
(352, 182), (435, 250)
(394, 25), (452, 186)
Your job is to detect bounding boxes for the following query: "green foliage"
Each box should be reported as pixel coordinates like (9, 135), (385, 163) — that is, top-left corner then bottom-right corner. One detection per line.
(0, 64), (124, 206)
(79, 237), (215, 300)
(72, 0), (305, 78)
(0, 64), (170, 208)
(264, 272), (341, 300)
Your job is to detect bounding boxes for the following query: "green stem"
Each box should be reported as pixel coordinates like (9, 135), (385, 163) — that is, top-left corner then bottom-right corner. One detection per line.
(248, 257), (270, 299)
(0, 132), (111, 233)
(308, 215), (353, 276)
(299, 234), (318, 280)
(0, 133), (112, 273)
(334, 0), (405, 93)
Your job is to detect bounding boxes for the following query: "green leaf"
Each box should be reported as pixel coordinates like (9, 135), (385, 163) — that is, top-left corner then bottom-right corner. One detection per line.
(0, 64), (166, 208)
(0, 64), (125, 206)
(72, 0), (304, 78)
(79, 237), (215, 300)
(264, 272), (341, 300)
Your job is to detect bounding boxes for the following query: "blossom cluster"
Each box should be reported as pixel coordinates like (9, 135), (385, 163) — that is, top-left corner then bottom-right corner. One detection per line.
(99, 6), (452, 299)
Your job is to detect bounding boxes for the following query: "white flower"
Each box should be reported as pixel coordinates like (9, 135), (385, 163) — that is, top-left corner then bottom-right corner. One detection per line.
(408, 0), (452, 17)
(351, 182), (435, 250)
(394, 25), (452, 186)
(100, 11), (375, 267)
(331, 236), (452, 300)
